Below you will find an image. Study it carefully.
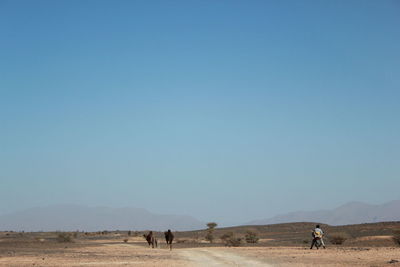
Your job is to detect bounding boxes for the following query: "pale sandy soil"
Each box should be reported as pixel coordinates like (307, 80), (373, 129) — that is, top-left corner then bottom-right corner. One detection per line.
(180, 248), (271, 266)
(230, 246), (400, 267)
(1, 239), (399, 266)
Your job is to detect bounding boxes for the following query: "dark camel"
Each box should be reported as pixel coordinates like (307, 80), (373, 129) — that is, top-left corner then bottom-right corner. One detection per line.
(143, 231), (157, 248)
(164, 229), (174, 250)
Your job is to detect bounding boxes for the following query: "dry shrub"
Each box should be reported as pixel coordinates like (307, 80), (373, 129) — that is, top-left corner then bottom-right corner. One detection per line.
(393, 230), (400, 246)
(205, 231), (214, 243)
(57, 232), (73, 243)
(330, 234), (346, 245)
(245, 231), (259, 244)
(123, 238), (129, 243)
(221, 232), (242, 247)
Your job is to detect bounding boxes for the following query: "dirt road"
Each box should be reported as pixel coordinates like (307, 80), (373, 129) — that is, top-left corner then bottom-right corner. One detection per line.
(180, 248), (272, 266)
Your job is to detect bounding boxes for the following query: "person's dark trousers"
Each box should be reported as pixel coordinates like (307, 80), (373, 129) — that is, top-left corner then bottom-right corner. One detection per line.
(310, 238), (317, 249)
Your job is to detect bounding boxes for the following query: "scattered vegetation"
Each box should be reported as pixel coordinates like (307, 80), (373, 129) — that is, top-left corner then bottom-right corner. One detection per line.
(245, 231), (259, 244)
(205, 222), (217, 243)
(57, 232), (73, 243)
(392, 230), (400, 246)
(220, 232), (242, 247)
(329, 234), (347, 245)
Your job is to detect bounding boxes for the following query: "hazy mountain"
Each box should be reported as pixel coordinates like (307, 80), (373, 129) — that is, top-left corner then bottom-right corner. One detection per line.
(0, 204), (205, 231)
(248, 200), (400, 226)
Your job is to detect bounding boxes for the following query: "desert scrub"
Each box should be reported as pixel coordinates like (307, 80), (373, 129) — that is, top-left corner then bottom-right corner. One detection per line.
(393, 230), (400, 246)
(57, 232), (73, 242)
(221, 232), (242, 247)
(329, 234), (347, 245)
(245, 231), (259, 244)
(123, 238), (129, 243)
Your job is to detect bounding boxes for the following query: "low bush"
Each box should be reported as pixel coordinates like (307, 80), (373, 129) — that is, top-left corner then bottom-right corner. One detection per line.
(220, 232), (242, 247)
(245, 231), (259, 244)
(57, 232), (73, 243)
(329, 235), (346, 245)
(392, 230), (400, 246)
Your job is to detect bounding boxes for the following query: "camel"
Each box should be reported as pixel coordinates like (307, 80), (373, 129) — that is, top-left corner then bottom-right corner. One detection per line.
(143, 231), (157, 248)
(164, 229), (174, 250)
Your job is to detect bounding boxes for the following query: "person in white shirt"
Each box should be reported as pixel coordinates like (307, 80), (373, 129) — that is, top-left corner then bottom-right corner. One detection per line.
(310, 224), (326, 249)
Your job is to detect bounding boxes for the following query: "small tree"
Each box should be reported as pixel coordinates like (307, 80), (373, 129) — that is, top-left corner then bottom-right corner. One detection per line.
(205, 222), (217, 243)
(207, 222), (217, 229)
(245, 231), (259, 244)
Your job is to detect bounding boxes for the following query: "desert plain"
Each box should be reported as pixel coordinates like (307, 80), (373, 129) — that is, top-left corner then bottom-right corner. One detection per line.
(1, 222), (400, 266)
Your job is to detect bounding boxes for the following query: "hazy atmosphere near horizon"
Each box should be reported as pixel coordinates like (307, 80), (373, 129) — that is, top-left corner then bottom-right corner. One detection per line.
(1, 0), (399, 226)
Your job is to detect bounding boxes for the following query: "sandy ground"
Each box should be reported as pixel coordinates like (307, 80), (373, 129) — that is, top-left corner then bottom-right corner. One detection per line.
(1, 239), (400, 266)
(180, 248), (271, 266)
(225, 247), (400, 267)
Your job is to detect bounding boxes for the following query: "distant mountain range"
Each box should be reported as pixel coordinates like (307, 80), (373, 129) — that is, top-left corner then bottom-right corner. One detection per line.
(248, 200), (400, 226)
(1, 200), (399, 232)
(0, 204), (204, 232)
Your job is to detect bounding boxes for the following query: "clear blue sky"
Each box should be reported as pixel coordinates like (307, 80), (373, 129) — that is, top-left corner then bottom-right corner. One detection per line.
(1, 0), (399, 225)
